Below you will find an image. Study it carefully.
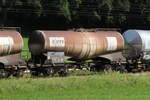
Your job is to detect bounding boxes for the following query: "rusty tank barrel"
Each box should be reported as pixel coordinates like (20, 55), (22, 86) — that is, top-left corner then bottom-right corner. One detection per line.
(29, 30), (124, 59)
(0, 30), (23, 56)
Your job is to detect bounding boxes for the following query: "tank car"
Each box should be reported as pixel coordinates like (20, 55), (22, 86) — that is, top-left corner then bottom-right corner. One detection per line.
(28, 30), (124, 76)
(0, 29), (27, 78)
(122, 30), (150, 72)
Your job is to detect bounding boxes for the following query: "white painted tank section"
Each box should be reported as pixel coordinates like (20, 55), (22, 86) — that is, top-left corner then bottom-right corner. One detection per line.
(0, 37), (14, 54)
(123, 30), (150, 60)
(106, 37), (117, 51)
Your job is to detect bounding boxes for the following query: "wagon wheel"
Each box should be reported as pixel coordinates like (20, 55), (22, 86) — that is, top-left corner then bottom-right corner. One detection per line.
(104, 64), (113, 72)
(0, 69), (9, 78)
(43, 67), (54, 77)
(116, 65), (127, 73)
(58, 68), (68, 77)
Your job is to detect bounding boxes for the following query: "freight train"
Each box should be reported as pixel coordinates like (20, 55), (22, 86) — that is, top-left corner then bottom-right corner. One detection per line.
(0, 28), (150, 78)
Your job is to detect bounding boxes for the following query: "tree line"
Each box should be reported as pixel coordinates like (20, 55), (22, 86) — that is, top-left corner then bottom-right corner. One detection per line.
(0, 0), (150, 31)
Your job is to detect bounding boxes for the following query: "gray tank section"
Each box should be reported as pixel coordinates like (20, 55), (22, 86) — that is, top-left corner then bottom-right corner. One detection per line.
(123, 30), (150, 60)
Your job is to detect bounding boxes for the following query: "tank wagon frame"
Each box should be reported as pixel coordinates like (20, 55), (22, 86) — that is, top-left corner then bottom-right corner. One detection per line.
(27, 51), (68, 77)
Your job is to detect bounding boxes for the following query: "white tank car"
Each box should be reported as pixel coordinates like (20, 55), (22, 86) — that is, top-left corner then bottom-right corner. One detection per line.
(123, 30), (150, 60)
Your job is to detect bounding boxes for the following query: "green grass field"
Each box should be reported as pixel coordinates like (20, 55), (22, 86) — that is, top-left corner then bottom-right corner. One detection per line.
(1, 72), (150, 100)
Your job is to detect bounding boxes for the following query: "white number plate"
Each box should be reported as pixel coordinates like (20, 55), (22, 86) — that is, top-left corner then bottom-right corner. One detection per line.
(49, 37), (65, 48)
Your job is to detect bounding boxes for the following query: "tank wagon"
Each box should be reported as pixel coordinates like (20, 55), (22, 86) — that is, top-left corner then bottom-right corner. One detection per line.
(28, 30), (124, 76)
(0, 29), (27, 78)
(123, 30), (150, 72)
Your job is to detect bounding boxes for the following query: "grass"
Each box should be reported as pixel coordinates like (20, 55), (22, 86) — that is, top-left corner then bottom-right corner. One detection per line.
(23, 37), (29, 50)
(1, 72), (150, 100)
(21, 37), (31, 60)
(68, 70), (97, 76)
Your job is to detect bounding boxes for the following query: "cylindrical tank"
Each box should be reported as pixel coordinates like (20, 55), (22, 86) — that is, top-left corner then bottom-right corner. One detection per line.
(123, 30), (150, 60)
(0, 30), (23, 56)
(29, 30), (124, 59)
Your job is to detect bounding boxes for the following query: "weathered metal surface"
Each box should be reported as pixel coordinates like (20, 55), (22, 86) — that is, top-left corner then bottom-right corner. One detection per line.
(0, 30), (23, 56)
(29, 30), (124, 59)
(123, 30), (150, 60)
(47, 52), (64, 64)
(0, 53), (24, 65)
(100, 52), (126, 62)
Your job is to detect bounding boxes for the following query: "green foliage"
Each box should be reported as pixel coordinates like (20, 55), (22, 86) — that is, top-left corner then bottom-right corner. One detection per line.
(74, 0), (82, 8)
(114, 0), (130, 11)
(60, 0), (71, 21)
(97, 0), (113, 11)
(0, 0), (150, 28)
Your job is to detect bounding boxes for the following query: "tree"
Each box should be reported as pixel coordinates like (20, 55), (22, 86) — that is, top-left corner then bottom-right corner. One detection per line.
(0, 0), (150, 30)
(0, 0), (15, 26)
(112, 0), (130, 27)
